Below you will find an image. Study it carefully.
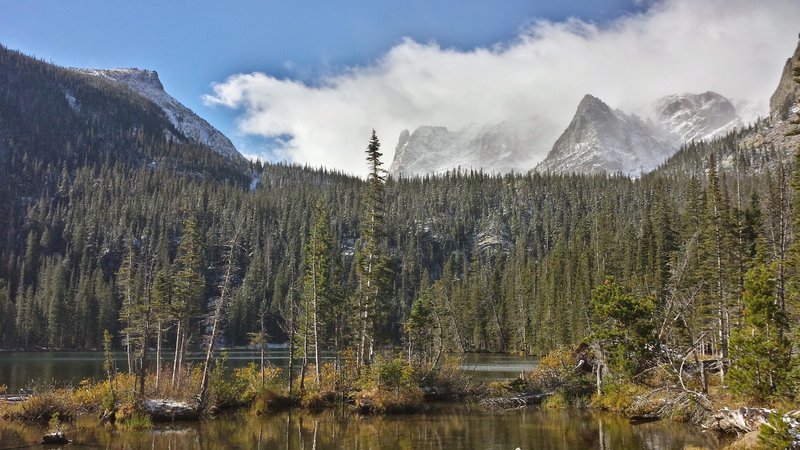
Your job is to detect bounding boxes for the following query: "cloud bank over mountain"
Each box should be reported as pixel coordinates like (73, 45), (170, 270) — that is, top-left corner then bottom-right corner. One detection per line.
(205, 0), (800, 176)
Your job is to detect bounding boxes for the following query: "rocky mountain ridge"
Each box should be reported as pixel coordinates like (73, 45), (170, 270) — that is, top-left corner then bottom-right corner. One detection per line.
(76, 68), (243, 161)
(390, 90), (743, 177)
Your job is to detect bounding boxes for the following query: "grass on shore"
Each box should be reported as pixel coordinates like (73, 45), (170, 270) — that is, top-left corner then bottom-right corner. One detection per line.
(0, 351), (476, 425)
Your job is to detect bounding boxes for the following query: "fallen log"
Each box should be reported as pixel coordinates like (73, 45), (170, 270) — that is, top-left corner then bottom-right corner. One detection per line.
(629, 415), (661, 425)
(480, 392), (552, 410)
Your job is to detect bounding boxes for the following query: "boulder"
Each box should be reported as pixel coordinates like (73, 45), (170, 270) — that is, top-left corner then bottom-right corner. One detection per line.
(42, 431), (69, 445)
(703, 407), (771, 435)
(142, 399), (199, 422)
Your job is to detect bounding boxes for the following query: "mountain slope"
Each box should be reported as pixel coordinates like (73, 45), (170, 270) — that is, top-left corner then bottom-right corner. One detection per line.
(77, 68), (243, 161)
(389, 122), (540, 177)
(0, 44), (250, 198)
(770, 37), (800, 119)
(650, 91), (740, 143)
(536, 95), (676, 175)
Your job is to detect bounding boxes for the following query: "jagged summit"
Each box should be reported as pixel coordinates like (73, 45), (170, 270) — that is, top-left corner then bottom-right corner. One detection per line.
(651, 91), (740, 143)
(536, 94), (675, 176)
(388, 122), (539, 177)
(76, 67), (243, 161)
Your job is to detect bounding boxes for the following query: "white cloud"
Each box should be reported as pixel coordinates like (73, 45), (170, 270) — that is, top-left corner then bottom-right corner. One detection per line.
(205, 0), (800, 176)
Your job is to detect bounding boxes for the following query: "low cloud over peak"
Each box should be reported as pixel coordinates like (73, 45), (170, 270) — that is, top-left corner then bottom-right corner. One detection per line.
(205, 0), (800, 176)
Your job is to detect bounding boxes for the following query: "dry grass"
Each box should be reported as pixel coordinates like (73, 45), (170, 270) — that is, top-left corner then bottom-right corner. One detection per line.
(0, 389), (78, 423)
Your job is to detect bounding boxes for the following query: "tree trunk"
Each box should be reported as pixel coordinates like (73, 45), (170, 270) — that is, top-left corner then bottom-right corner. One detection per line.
(312, 285), (320, 384)
(155, 320), (162, 390)
(198, 229), (240, 409)
(171, 320), (182, 389)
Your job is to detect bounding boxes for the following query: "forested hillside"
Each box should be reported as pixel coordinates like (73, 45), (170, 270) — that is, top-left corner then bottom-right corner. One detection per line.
(1, 42), (799, 412)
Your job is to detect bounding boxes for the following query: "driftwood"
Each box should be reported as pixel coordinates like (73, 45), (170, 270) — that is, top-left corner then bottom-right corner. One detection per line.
(0, 395), (29, 404)
(480, 392), (552, 410)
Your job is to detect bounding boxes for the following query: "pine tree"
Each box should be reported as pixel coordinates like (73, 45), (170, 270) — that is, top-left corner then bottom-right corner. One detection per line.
(301, 198), (334, 383)
(171, 216), (206, 388)
(729, 250), (792, 402)
(354, 130), (392, 369)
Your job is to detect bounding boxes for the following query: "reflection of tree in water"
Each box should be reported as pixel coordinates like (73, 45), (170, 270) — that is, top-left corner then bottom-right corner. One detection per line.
(0, 407), (719, 449)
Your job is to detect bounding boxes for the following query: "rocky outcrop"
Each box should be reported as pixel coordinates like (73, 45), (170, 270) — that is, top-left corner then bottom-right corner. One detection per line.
(770, 36), (800, 119)
(651, 91), (740, 143)
(42, 431), (70, 445)
(142, 399), (199, 421)
(703, 407), (772, 435)
(389, 122), (540, 177)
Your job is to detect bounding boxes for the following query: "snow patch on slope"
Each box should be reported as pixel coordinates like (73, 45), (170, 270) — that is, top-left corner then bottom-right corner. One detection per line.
(389, 121), (546, 177)
(77, 68), (242, 160)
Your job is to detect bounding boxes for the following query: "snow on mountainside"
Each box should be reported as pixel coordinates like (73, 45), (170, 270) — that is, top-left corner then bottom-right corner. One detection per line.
(389, 121), (544, 177)
(76, 68), (242, 161)
(536, 95), (676, 176)
(391, 90), (742, 177)
(650, 91), (741, 144)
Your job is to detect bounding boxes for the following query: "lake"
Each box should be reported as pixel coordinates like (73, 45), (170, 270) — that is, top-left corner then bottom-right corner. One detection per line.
(0, 350), (538, 393)
(0, 406), (719, 449)
(0, 351), (721, 449)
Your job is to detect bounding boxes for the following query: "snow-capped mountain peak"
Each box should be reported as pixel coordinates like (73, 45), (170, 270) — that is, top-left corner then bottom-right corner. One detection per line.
(76, 68), (242, 161)
(388, 121), (545, 177)
(650, 91), (741, 143)
(536, 94), (676, 176)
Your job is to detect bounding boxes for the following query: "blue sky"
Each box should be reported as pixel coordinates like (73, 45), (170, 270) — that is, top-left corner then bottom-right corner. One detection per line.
(0, 0), (646, 159)
(2, 1), (798, 173)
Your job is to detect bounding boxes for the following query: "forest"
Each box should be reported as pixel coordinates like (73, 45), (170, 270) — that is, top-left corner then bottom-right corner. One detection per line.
(1, 42), (800, 409)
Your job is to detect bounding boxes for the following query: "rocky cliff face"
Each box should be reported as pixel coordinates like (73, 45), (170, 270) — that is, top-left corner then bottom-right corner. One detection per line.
(535, 95), (676, 175)
(651, 92), (740, 143)
(389, 122), (539, 177)
(770, 37), (800, 119)
(77, 68), (243, 161)
(392, 90), (742, 177)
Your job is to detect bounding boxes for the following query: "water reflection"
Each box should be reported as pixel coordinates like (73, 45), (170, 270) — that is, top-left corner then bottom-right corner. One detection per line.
(0, 351), (540, 391)
(0, 406), (718, 449)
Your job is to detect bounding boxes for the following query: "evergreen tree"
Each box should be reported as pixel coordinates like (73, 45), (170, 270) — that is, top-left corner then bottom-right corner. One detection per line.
(301, 198), (334, 382)
(354, 130), (392, 368)
(729, 252), (792, 402)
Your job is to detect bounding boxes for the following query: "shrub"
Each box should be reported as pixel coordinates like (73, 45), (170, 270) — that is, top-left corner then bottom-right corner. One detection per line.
(528, 347), (592, 397)
(542, 391), (569, 409)
(209, 354), (248, 408)
(590, 382), (644, 414)
(758, 411), (798, 449)
(1, 390), (77, 422)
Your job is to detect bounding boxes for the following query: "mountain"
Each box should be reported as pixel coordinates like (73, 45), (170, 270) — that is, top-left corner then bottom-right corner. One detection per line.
(536, 92), (742, 176)
(655, 39), (800, 179)
(389, 122), (541, 177)
(650, 91), (740, 143)
(770, 36), (800, 119)
(392, 90), (741, 177)
(0, 44), (250, 202)
(76, 68), (243, 161)
(536, 95), (676, 175)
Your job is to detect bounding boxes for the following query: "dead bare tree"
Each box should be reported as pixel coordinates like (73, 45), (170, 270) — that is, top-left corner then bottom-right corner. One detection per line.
(198, 224), (243, 409)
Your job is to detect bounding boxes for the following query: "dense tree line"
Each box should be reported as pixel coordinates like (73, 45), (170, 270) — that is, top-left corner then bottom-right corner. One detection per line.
(0, 127), (796, 362)
(2, 42), (800, 405)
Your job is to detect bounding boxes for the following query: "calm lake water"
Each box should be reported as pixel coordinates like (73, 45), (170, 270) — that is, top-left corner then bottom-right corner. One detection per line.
(0, 406), (719, 449)
(0, 350), (537, 392)
(0, 352), (720, 449)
